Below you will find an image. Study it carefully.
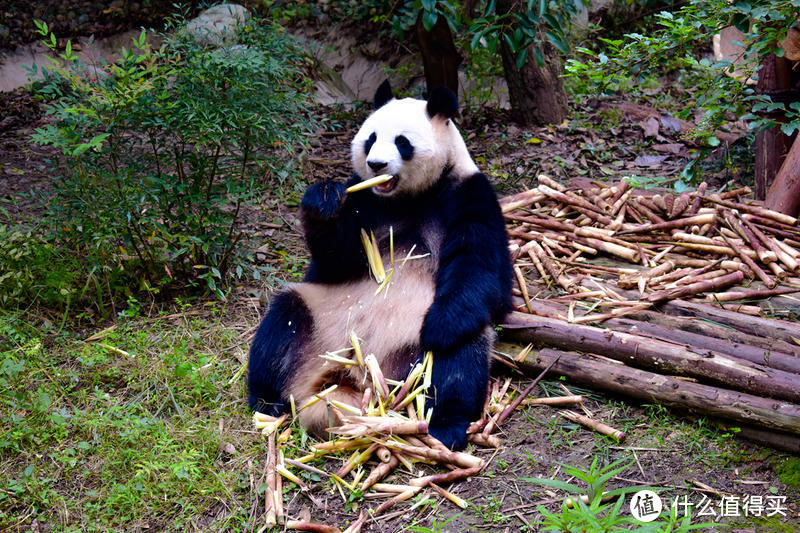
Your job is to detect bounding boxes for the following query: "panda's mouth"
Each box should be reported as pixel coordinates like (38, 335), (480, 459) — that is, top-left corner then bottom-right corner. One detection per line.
(373, 175), (399, 194)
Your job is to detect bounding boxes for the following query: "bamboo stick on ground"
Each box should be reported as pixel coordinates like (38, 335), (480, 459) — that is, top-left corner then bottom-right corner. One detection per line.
(705, 196), (798, 226)
(559, 410), (625, 441)
(726, 210), (777, 264)
(645, 271), (744, 303)
(617, 213), (717, 235)
(385, 441), (485, 470)
(409, 466), (484, 487)
(720, 233), (776, 288)
(538, 184), (606, 215)
(706, 287), (800, 302)
(286, 521), (341, 533)
(523, 395), (584, 406)
(264, 433), (278, 527)
(360, 453), (401, 491)
(500, 189), (547, 213)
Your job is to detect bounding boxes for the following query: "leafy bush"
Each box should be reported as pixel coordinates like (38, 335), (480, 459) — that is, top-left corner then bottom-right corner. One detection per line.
(27, 14), (314, 303)
(564, 1), (800, 147)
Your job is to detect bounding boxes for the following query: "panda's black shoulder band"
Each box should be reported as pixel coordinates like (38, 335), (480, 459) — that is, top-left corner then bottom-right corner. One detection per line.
(426, 86), (458, 119)
(374, 80), (394, 109)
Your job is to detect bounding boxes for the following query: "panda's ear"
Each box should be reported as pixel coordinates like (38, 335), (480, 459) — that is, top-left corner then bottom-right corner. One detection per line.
(426, 86), (458, 119)
(374, 80), (394, 109)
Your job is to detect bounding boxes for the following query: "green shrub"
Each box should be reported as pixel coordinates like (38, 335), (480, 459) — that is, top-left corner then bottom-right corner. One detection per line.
(27, 15), (314, 303)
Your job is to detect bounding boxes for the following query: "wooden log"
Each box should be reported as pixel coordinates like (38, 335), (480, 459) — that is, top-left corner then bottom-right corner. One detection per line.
(511, 347), (800, 435)
(502, 311), (800, 403)
(580, 281), (800, 356)
(765, 134), (800, 217)
(603, 316), (800, 375)
(660, 298), (800, 345)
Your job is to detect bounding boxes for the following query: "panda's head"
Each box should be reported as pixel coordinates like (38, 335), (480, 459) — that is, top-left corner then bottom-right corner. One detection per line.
(351, 81), (478, 197)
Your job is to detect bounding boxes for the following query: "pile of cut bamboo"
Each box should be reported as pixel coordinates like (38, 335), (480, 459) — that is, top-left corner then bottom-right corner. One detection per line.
(500, 176), (800, 452)
(251, 340), (588, 532)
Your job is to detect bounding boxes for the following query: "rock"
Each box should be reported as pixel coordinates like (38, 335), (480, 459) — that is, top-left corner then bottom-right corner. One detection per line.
(182, 4), (250, 48)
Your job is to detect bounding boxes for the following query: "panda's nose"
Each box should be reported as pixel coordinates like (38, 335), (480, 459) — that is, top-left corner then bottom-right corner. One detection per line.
(368, 160), (387, 172)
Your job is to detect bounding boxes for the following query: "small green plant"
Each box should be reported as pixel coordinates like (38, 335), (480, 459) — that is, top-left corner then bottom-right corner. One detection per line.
(26, 14), (314, 305)
(522, 458), (714, 532)
(407, 512), (463, 533)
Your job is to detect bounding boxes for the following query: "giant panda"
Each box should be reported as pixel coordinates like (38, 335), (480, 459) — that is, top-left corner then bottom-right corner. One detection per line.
(248, 81), (513, 450)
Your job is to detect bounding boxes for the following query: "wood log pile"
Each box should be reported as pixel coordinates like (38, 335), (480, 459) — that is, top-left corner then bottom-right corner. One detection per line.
(499, 176), (800, 452)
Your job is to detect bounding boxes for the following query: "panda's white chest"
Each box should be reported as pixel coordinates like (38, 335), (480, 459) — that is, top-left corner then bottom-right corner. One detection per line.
(291, 251), (436, 371)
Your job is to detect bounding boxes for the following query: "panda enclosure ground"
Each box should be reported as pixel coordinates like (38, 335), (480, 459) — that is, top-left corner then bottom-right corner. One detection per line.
(3, 14), (800, 533)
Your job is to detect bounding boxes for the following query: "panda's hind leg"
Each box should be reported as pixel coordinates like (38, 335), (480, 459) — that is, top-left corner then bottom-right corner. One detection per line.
(427, 332), (491, 450)
(248, 290), (312, 415)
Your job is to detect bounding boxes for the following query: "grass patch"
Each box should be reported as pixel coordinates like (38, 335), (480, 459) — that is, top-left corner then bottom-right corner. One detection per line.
(0, 306), (256, 531)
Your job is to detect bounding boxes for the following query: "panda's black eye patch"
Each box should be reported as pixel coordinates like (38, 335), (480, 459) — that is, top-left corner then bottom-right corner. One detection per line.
(364, 132), (377, 155)
(395, 135), (414, 161)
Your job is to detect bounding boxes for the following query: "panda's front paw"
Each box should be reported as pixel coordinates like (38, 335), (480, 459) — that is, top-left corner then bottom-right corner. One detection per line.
(301, 181), (347, 220)
(428, 416), (469, 451)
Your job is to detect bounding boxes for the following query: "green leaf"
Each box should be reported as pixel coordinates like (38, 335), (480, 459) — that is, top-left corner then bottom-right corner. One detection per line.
(422, 10), (438, 32)
(781, 122), (798, 136)
(520, 477), (584, 493)
(516, 48), (528, 69)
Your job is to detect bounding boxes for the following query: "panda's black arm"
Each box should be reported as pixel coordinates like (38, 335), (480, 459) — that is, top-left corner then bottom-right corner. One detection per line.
(300, 179), (370, 283)
(420, 173), (513, 353)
